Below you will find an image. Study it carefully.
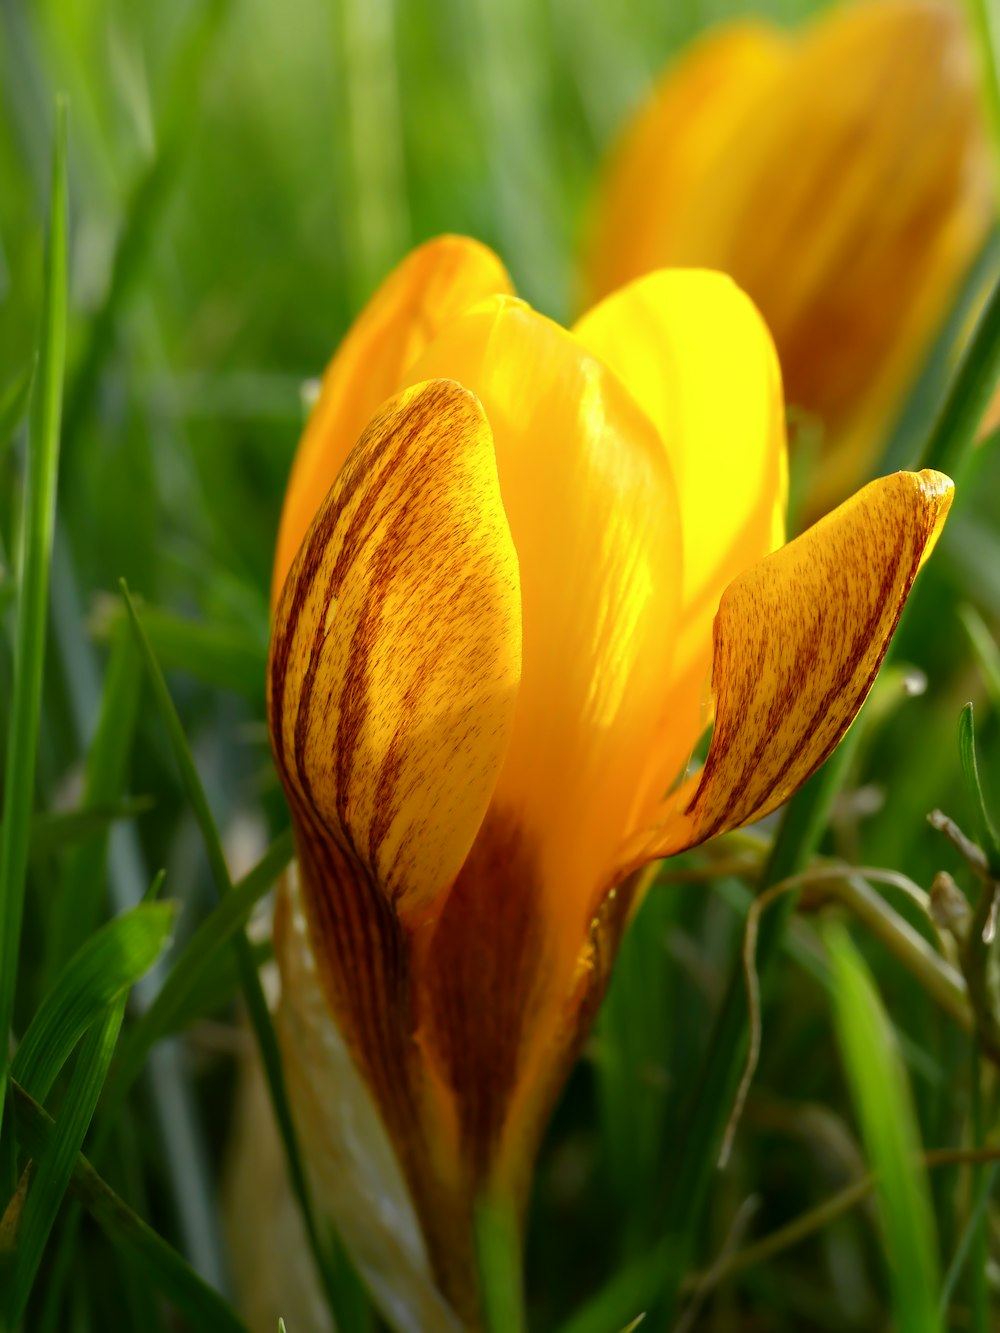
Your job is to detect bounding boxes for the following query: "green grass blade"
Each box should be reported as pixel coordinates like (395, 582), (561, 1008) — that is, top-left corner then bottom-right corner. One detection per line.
(12, 898), (176, 1101)
(0, 365), (33, 454)
(97, 601), (266, 698)
(957, 703), (1000, 871)
(27, 799), (154, 859)
(119, 583), (364, 1325)
(0, 95), (68, 1136)
(46, 618), (143, 978)
(914, 271), (1000, 481)
(106, 831), (292, 1111)
(5, 996), (127, 1325)
(964, 0), (1000, 173)
(959, 603), (1000, 714)
(9, 1080), (248, 1333)
(825, 922), (941, 1333)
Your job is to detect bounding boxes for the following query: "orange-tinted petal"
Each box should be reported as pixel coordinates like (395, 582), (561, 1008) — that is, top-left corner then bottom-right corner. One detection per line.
(407, 297), (681, 956)
(272, 236), (513, 607)
(581, 21), (788, 310)
(269, 378), (522, 921)
(626, 469), (953, 865)
(574, 269), (787, 806)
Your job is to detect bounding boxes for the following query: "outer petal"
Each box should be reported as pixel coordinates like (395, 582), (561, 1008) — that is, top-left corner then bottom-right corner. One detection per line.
(406, 298), (681, 955)
(574, 269), (787, 804)
(626, 470), (953, 864)
(268, 378), (522, 921)
(272, 235), (513, 606)
(581, 22), (788, 309)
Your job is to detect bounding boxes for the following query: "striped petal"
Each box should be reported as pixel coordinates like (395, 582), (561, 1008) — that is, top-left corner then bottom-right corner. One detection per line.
(272, 236), (513, 606)
(575, 269), (787, 809)
(269, 378), (522, 922)
(625, 469), (953, 865)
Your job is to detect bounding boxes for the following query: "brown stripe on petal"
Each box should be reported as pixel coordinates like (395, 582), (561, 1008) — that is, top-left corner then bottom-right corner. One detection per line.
(661, 470), (953, 855)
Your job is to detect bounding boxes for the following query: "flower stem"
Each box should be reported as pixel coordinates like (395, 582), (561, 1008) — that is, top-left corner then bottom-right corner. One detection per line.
(474, 1191), (526, 1333)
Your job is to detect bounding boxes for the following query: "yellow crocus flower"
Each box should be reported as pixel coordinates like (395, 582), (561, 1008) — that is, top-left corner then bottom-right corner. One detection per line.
(267, 235), (951, 1330)
(583, 0), (994, 513)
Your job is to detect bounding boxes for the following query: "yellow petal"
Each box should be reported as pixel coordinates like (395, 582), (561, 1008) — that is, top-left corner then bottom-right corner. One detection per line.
(406, 298), (682, 959)
(272, 235), (513, 607)
(627, 469), (953, 864)
(268, 378), (522, 921)
(581, 21), (789, 310)
(584, 0), (994, 511)
(574, 269), (787, 804)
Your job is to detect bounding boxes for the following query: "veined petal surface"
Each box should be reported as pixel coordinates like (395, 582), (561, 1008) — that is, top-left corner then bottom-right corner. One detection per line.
(269, 378), (522, 921)
(272, 236), (513, 605)
(575, 269), (787, 806)
(629, 469), (953, 863)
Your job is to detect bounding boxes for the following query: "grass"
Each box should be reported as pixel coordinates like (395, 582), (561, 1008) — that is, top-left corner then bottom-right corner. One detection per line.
(0, 0), (999, 1329)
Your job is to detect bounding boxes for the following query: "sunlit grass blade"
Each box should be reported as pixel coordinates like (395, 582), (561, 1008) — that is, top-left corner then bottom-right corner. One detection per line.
(46, 618), (143, 979)
(105, 830), (292, 1113)
(957, 703), (1000, 871)
(0, 365), (33, 453)
(959, 603), (1000, 714)
(825, 921), (941, 1333)
(5, 996), (128, 1325)
(9, 1080), (249, 1333)
(12, 897), (175, 1100)
(120, 583), (367, 1326)
(0, 95), (68, 1137)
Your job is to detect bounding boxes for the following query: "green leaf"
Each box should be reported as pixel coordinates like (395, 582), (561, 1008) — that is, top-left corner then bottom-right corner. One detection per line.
(825, 921), (941, 1333)
(96, 601), (266, 698)
(11, 898), (176, 1102)
(27, 798), (154, 860)
(9, 1080), (248, 1333)
(4, 997), (127, 1324)
(957, 703), (1000, 873)
(0, 95), (69, 1139)
(45, 616), (143, 979)
(964, 0), (1000, 173)
(106, 830), (291, 1110)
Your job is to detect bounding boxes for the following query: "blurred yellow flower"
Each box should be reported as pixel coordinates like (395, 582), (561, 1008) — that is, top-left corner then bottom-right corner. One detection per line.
(267, 235), (952, 1329)
(583, 0), (994, 513)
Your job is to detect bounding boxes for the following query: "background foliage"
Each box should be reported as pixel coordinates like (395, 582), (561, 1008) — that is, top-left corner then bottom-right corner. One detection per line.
(1, 0), (999, 1329)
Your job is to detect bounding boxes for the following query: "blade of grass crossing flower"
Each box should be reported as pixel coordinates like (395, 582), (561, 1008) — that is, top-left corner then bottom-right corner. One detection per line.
(913, 271), (1000, 481)
(120, 584), (368, 1327)
(9, 1081), (248, 1333)
(3, 997), (127, 1326)
(825, 922), (941, 1333)
(46, 618), (143, 981)
(474, 1193), (526, 1333)
(11, 900), (176, 1100)
(0, 96), (67, 1141)
(957, 703), (1000, 872)
(959, 604), (1000, 714)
